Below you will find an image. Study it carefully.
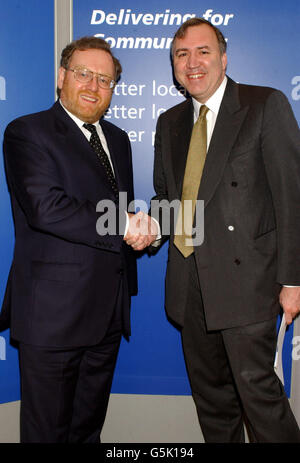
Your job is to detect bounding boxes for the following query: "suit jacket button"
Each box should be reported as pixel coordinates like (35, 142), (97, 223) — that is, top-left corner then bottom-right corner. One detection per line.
(118, 269), (124, 275)
(228, 225), (235, 231)
(234, 259), (241, 265)
(231, 181), (238, 187)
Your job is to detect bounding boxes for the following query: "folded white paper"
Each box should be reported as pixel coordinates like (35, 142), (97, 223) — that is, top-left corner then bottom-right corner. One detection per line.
(274, 314), (287, 385)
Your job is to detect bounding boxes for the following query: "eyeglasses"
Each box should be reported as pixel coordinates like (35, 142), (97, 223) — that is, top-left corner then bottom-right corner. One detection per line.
(66, 67), (116, 89)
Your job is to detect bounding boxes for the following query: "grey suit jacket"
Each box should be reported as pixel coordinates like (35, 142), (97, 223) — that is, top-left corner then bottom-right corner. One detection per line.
(151, 77), (300, 330)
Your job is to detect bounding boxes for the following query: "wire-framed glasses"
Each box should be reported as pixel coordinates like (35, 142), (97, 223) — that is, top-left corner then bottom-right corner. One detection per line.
(66, 67), (116, 89)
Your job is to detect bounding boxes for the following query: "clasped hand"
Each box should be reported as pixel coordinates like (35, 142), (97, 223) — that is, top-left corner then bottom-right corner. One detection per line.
(124, 211), (158, 251)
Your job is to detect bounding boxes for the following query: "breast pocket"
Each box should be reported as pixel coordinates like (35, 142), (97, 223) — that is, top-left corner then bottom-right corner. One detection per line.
(229, 139), (260, 161)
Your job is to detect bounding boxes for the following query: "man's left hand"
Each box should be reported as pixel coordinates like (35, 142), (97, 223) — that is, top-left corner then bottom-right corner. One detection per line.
(279, 286), (300, 325)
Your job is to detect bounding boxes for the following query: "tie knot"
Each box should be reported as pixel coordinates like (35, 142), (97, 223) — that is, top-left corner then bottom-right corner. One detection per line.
(199, 105), (209, 120)
(83, 123), (97, 134)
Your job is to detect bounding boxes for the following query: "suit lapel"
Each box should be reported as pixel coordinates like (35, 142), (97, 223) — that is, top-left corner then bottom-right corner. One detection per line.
(100, 121), (126, 192)
(198, 78), (249, 207)
(51, 102), (119, 196)
(171, 99), (194, 195)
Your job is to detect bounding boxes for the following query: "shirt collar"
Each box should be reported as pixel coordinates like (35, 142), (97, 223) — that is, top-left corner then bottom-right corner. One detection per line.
(59, 99), (99, 130)
(192, 75), (227, 118)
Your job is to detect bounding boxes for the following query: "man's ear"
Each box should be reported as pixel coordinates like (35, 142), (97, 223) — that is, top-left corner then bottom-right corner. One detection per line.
(57, 67), (66, 90)
(222, 53), (227, 72)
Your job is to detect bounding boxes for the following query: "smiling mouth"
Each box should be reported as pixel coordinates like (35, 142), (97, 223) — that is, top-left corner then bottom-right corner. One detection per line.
(81, 94), (98, 103)
(188, 73), (206, 79)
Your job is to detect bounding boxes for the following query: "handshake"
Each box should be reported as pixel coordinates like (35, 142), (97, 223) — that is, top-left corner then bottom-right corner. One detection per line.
(124, 211), (159, 251)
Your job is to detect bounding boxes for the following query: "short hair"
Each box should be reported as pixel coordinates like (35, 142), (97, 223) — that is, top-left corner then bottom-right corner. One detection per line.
(60, 36), (122, 80)
(171, 18), (227, 57)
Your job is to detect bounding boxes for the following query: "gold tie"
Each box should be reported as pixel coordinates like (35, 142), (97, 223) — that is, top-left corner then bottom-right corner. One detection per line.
(174, 105), (209, 257)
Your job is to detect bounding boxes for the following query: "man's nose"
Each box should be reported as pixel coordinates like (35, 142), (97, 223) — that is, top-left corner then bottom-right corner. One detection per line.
(187, 52), (201, 68)
(86, 75), (99, 91)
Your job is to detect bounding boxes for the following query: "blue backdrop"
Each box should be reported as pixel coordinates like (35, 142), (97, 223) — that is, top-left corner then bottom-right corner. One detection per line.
(0, 0), (54, 403)
(0, 0), (299, 404)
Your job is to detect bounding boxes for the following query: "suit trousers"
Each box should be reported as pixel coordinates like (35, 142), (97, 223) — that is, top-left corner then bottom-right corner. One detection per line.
(181, 255), (300, 443)
(18, 292), (123, 443)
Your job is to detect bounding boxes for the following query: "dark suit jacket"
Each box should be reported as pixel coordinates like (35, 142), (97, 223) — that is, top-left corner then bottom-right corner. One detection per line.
(151, 77), (300, 330)
(1, 101), (137, 347)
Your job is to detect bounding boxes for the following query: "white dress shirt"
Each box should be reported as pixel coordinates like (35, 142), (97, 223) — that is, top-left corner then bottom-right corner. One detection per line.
(192, 76), (227, 149)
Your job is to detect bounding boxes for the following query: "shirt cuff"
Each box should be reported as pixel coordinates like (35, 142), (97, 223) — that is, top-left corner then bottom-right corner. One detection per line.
(124, 211), (129, 237)
(151, 217), (161, 246)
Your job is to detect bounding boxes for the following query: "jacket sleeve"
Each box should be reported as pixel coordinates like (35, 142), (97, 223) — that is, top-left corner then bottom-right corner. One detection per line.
(261, 90), (300, 285)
